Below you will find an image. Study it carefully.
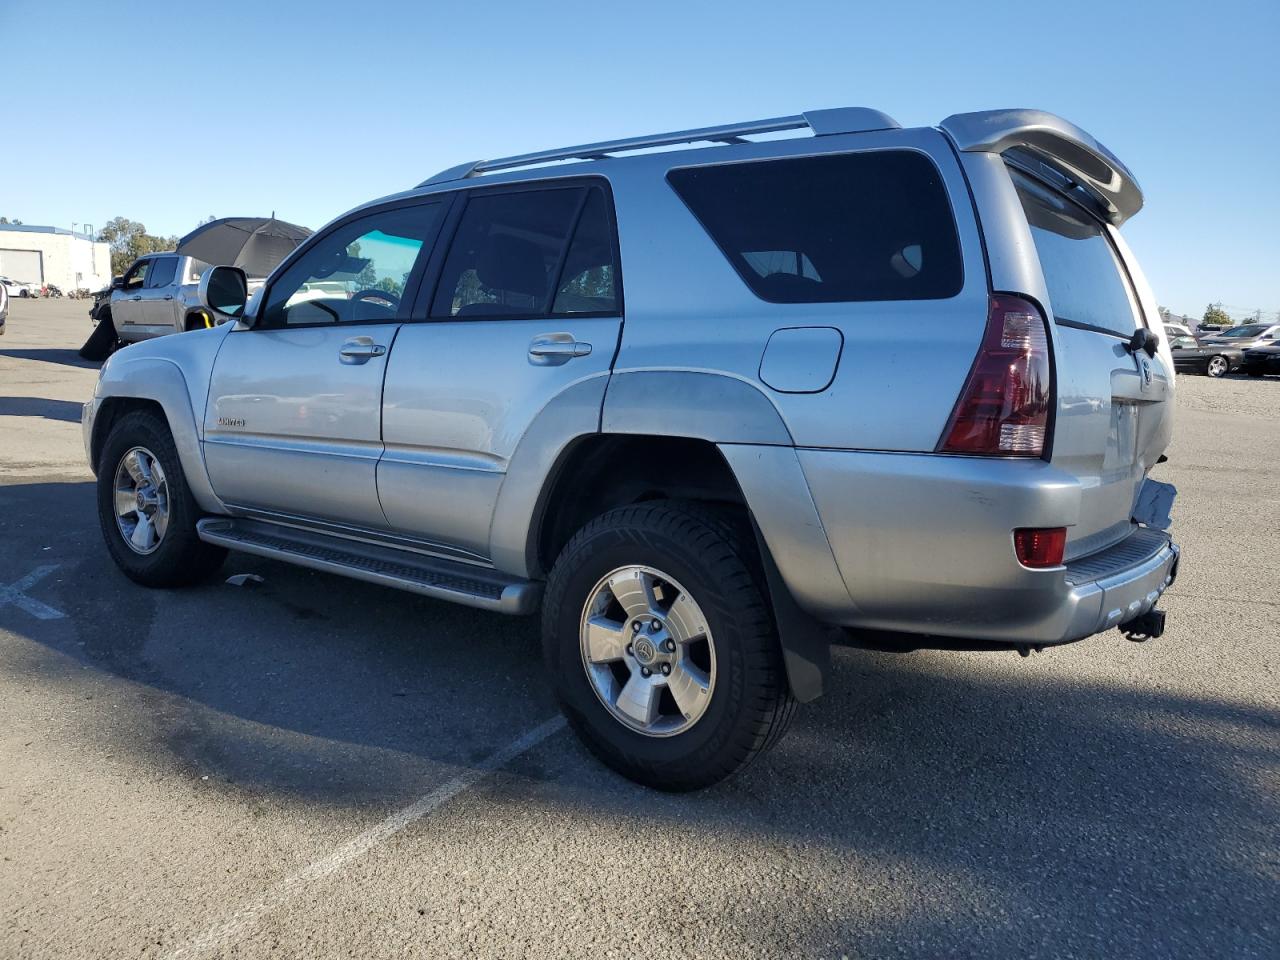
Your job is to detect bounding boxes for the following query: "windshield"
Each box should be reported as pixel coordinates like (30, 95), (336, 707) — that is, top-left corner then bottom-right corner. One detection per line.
(1220, 324), (1267, 337)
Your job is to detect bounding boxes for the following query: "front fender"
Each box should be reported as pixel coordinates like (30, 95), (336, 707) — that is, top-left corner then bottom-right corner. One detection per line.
(93, 331), (231, 513)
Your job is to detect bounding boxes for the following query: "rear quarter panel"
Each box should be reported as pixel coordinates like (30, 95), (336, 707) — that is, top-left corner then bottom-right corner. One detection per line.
(606, 128), (990, 452)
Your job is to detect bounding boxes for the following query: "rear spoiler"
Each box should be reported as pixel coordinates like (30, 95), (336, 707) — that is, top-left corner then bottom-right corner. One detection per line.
(939, 109), (1143, 226)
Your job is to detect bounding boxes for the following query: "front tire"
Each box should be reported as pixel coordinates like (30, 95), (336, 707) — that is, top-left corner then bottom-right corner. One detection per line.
(79, 309), (119, 361)
(542, 502), (795, 791)
(1206, 355), (1229, 378)
(96, 410), (226, 587)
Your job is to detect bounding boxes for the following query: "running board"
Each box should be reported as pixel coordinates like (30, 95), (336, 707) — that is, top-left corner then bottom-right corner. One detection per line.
(196, 517), (541, 615)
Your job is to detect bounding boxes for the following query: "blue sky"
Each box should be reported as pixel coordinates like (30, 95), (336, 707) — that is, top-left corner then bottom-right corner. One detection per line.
(3, 0), (1276, 319)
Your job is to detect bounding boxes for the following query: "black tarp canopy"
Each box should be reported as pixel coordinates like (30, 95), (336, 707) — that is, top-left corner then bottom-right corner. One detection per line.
(176, 217), (311, 278)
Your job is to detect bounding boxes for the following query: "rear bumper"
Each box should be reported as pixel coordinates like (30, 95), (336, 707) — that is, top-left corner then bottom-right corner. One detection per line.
(791, 448), (1178, 645)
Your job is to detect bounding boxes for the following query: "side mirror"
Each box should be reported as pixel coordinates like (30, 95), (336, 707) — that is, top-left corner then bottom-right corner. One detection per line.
(198, 266), (248, 320)
(111, 275), (124, 290)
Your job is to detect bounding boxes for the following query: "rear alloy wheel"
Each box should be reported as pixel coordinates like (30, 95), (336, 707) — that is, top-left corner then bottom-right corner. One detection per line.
(1206, 355), (1229, 378)
(543, 502), (796, 791)
(579, 565), (717, 737)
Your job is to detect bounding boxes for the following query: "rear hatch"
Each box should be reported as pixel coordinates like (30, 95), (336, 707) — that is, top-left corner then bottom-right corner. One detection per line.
(1012, 170), (1173, 559)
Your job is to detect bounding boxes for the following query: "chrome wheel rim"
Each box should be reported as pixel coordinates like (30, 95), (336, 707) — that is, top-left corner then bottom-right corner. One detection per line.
(579, 565), (716, 737)
(1208, 356), (1227, 377)
(113, 446), (170, 555)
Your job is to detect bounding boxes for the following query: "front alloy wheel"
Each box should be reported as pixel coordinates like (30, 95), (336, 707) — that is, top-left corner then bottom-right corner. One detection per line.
(1207, 355), (1229, 378)
(97, 409), (226, 587)
(113, 446), (170, 554)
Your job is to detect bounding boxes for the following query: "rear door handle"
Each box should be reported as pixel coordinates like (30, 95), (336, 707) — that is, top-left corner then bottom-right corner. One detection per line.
(129, 295), (142, 301)
(162, 295), (174, 301)
(339, 337), (387, 364)
(529, 334), (592, 365)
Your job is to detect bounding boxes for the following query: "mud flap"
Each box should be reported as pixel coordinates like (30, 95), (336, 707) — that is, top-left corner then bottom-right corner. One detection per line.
(1133, 477), (1176, 530)
(751, 520), (832, 703)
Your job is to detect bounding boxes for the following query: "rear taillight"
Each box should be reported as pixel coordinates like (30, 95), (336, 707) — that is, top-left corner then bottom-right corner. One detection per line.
(939, 294), (1052, 457)
(1014, 527), (1067, 568)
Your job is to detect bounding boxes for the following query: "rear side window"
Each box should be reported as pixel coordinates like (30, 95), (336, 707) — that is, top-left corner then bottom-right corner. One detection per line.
(1014, 172), (1141, 337)
(431, 184), (619, 319)
(667, 150), (963, 303)
(146, 256), (177, 288)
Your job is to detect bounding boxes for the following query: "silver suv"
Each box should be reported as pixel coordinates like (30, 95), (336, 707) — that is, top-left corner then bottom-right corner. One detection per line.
(83, 107), (1180, 790)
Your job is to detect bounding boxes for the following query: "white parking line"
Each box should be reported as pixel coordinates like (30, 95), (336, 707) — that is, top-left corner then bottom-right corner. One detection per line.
(0, 564), (65, 619)
(166, 714), (567, 959)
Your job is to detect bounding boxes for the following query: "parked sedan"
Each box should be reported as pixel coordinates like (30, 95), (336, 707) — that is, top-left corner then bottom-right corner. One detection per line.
(1201, 323), (1280, 350)
(1242, 343), (1280, 378)
(0, 275), (33, 298)
(1169, 334), (1242, 378)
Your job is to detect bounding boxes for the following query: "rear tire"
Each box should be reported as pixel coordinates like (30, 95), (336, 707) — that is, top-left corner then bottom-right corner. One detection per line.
(1248, 369), (1265, 378)
(542, 501), (795, 791)
(96, 410), (226, 587)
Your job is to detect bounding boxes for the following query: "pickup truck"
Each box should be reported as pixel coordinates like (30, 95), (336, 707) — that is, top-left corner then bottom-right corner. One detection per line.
(88, 252), (266, 348)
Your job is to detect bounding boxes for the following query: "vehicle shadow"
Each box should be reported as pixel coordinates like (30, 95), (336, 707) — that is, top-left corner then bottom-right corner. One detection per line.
(0, 396), (84, 422)
(3, 480), (1275, 956)
(0, 348), (100, 369)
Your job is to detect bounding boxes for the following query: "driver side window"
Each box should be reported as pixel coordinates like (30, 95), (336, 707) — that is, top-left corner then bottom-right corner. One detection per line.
(122, 259), (151, 290)
(260, 203), (443, 328)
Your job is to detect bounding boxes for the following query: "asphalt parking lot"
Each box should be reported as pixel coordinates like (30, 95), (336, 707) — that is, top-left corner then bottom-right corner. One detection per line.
(1, 297), (1277, 959)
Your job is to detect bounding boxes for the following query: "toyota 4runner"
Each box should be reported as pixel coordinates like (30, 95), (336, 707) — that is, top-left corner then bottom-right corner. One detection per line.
(84, 107), (1181, 790)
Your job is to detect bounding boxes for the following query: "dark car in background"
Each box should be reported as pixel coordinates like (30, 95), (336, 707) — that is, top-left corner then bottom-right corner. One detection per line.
(1242, 343), (1280, 378)
(1169, 333), (1242, 378)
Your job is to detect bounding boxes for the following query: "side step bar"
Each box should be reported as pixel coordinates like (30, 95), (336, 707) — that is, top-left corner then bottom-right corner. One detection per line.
(196, 517), (541, 615)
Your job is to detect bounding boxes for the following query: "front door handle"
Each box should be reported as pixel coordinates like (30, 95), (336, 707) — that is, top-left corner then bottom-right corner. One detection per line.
(162, 295), (174, 301)
(529, 334), (592, 366)
(129, 295), (142, 301)
(339, 337), (388, 365)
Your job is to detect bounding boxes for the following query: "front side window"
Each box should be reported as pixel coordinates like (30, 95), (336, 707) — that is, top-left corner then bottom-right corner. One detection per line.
(146, 256), (177, 288)
(1015, 172), (1142, 337)
(122, 259), (151, 290)
(432, 184), (619, 319)
(667, 150), (963, 303)
(260, 204), (443, 327)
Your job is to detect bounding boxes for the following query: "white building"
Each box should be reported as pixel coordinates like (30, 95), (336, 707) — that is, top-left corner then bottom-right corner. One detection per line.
(0, 224), (112, 292)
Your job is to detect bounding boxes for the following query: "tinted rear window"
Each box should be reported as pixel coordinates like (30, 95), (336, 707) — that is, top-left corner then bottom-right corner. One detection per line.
(667, 150), (963, 303)
(1014, 171), (1141, 337)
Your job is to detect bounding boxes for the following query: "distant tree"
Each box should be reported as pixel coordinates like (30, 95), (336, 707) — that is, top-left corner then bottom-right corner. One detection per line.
(0, 216), (23, 225)
(1202, 302), (1232, 328)
(99, 216), (179, 275)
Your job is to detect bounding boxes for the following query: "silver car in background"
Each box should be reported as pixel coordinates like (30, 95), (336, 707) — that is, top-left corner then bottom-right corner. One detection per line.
(83, 106), (1180, 790)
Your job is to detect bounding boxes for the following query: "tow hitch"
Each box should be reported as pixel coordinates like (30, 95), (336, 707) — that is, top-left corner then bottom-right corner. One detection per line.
(1121, 608), (1166, 642)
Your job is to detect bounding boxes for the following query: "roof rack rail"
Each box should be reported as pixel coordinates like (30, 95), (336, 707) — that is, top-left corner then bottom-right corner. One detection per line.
(417, 107), (900, 187)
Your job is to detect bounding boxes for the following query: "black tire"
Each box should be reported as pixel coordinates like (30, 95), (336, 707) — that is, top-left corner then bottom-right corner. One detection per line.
(96, 410), (227, 587)
(1247, 369), (1265, 378)
(1206, 355), (1230, 378)
(184, 310), (212, 332)
(542, 501), (796, 791)
(79, 310), (118, 361)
